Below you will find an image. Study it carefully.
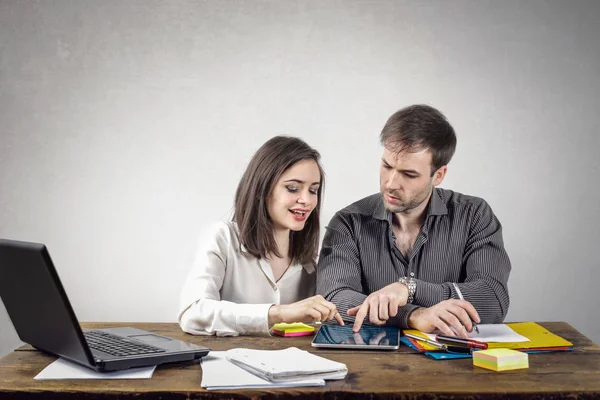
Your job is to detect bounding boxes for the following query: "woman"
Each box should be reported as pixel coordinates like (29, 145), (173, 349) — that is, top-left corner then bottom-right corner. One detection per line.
(178, 136), (343, 336)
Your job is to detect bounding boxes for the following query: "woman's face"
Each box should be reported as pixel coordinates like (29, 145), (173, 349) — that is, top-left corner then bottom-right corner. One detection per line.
(267, 159), (321, 232)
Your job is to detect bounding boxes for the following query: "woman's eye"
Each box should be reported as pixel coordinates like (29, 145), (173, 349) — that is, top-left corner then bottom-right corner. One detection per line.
(309, 189), (318, 195)
(285, 185), (299, 193)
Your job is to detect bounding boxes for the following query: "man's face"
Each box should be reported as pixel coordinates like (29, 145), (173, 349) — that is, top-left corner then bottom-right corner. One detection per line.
(379, 147), (446, 213)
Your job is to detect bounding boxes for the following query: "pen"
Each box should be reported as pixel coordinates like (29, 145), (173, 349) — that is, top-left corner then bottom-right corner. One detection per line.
(435, 334), (488, 349)
(404, 333), (473, 354)
(403, 333), (445, 350)
(452, 282), (479, 334)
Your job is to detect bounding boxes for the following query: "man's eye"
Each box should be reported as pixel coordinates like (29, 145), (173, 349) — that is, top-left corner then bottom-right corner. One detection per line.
(383, 164), (392, 169)
(404, 174), (417, 179)
(286, 186), (299, 193)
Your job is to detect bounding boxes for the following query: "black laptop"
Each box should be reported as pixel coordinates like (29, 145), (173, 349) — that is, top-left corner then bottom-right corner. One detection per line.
(0, 239), (210, 372)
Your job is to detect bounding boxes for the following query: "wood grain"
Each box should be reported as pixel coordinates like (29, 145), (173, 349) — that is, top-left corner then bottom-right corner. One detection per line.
(2, 321), (599, 399)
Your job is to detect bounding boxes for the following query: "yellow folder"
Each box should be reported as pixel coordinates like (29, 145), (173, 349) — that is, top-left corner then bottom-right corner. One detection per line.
(404, 322), (572, 351)
(487, 322), (573, 350)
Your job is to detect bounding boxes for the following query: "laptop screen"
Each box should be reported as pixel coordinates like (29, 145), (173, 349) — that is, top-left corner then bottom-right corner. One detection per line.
(0, 239), (96, 367)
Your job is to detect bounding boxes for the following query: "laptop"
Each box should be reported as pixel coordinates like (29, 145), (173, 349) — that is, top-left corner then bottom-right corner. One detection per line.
(0, 238), (210, 372)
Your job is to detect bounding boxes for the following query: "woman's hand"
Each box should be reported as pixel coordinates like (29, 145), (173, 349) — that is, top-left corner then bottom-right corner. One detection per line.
(268, 295), (344, 326)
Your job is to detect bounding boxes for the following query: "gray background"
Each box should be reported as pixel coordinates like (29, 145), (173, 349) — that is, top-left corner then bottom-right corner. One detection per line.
(1, 0), (599, 357)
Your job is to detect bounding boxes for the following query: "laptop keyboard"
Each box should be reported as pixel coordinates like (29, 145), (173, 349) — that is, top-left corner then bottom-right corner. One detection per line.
(84, 330), (166, 357)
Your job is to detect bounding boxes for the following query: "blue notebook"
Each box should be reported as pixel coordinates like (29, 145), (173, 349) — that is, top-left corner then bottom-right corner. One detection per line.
(400, 337), (471, 359)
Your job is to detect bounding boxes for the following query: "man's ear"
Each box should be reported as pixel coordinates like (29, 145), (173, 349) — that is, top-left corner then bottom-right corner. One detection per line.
(432, 165), (447, 187)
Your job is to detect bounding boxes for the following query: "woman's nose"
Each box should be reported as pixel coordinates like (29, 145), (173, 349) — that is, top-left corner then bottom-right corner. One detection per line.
(297, 191), (310, 206)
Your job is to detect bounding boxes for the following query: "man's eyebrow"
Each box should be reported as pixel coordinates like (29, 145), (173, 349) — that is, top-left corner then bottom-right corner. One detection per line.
(283, 179), (321, 185)
(381, 158), (420, 175)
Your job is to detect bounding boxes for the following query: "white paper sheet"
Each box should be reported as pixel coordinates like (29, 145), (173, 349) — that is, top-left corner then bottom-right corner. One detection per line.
(34, 358), (156, 380)
(201, 352), (325, 390)
(424, 323), (530, 343)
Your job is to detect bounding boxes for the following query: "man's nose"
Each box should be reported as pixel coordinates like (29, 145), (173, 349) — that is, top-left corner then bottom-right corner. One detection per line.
(385, 170), (399, 189)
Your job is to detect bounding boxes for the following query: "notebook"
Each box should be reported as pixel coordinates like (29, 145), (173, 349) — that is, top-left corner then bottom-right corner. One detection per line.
(201, 351), (326, 390)
(0, 239), (210, 372)
(225, 347), (348, 382)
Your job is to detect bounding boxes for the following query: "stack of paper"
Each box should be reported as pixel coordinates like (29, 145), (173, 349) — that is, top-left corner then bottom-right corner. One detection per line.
(34, 358), (156, 380)
(201, 352), (325, 390)
(473, 348), (529, 371)
(420, 324), (531, 345)
(226, 347), (348, 382)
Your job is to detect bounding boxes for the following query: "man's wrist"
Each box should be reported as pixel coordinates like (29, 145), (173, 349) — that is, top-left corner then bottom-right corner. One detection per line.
(407, 306), (422, 329)
(391, 282), (408, 300)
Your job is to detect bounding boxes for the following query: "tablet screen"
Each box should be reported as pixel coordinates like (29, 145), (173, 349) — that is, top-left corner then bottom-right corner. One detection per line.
(311, 325), (400, 350)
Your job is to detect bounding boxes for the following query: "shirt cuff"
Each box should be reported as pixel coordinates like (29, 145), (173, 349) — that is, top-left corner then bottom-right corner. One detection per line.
(235, 303), (273, 334)
(413, 279), (451, 307)
(393, 303), (420, 329)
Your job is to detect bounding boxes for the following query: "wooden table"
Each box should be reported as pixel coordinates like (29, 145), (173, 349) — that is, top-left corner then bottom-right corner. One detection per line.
(0, 321), (599, 399)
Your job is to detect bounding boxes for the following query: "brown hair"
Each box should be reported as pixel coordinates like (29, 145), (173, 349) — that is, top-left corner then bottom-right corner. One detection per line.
(380, 104), (457, 175)
(233, 136), (324, 266)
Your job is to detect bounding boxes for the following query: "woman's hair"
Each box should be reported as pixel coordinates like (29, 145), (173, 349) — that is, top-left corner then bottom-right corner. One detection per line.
(233, 136), (324, 266)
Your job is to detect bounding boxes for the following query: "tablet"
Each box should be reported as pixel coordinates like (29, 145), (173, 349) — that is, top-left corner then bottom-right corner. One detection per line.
(311, 324), (400, 350)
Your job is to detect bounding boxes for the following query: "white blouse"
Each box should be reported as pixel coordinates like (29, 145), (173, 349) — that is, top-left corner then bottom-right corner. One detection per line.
(178, 221), (316, 336)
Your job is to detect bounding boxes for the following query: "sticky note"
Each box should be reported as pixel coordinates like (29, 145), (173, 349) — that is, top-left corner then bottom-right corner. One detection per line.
(271, 323), (315, 337)
(473, 348), (529, 371)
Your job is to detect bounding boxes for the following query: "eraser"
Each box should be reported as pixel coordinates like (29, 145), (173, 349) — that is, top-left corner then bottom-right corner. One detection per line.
(473, 348), (529, 371)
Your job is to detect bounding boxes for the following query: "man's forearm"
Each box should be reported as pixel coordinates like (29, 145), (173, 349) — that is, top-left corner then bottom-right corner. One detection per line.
(413, 279), (509, 323)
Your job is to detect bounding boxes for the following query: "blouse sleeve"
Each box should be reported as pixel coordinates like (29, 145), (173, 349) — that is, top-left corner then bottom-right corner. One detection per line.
(178, 222), (272, 336)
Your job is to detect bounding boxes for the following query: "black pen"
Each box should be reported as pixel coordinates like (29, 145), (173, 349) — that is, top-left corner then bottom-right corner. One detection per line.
(452, 282), (479, 334)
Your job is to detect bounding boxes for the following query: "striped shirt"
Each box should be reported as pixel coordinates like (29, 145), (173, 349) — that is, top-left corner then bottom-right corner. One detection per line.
(316, 188), (511, 328)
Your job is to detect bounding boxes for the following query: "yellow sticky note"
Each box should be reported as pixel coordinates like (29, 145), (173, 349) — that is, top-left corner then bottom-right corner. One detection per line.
(271, 323), (315, 337)
(473, 348), (529, 371)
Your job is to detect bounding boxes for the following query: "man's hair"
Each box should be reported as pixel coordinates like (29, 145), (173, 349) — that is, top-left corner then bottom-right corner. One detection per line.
(380, 104), (457, 174)
(233, 136), (324, 266)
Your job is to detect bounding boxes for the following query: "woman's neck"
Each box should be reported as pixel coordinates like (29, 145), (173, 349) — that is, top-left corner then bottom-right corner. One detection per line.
(271, 228), (290, 260)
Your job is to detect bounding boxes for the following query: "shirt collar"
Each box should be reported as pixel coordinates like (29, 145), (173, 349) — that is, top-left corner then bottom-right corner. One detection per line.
(241, 245), (315, 274)
(428, 188), (448, 216)
(302, 263), (315, 274)
(372, 188), (448, 222)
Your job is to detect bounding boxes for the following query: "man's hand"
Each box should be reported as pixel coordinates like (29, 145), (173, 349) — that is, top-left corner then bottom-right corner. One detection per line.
(268, 295), (344, 326)
(407, 299), (480, 338)
(347, 282), (408, 332)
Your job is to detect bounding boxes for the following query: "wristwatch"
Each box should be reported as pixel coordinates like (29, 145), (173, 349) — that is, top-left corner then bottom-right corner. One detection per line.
(398, 276), (416, 304)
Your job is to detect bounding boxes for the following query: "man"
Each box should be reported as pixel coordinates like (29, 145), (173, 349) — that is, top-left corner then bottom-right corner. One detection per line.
(317, 104), (511, 338)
